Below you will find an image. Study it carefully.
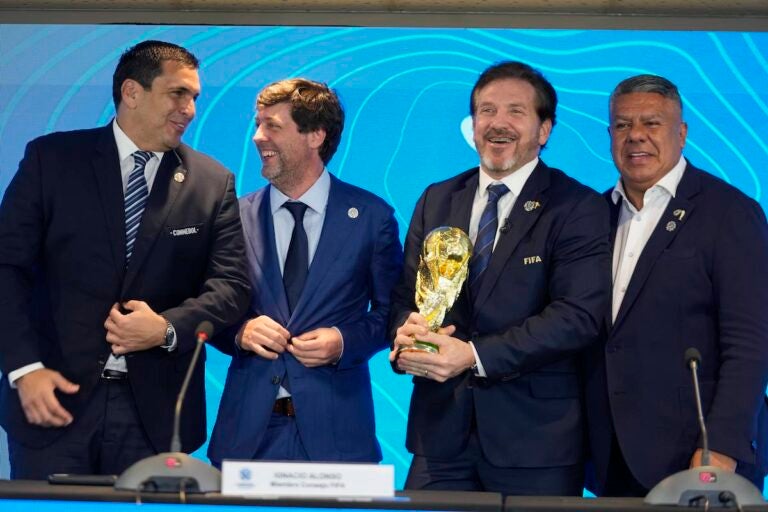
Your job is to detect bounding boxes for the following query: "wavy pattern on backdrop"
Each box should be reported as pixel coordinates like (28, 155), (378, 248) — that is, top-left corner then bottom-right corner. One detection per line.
(1, 25), (767, 488)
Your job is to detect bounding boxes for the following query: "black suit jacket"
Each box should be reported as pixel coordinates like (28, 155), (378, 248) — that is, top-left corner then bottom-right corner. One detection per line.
(390, 161), (611, 467)
(0, 124), (251, 453)
(584, 162), (768, 491)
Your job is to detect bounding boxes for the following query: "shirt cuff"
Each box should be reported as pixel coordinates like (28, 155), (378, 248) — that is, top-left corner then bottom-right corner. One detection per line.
(468, 341), (487, 377)
(331, 326), (344, 365)
(8, 362), (45, 388)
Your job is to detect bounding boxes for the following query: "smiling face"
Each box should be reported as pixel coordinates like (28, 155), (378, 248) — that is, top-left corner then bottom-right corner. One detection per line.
(118, 60), (200, 152)
(253, 101), (325, 195)
(472, 78), (552, 179)
(609, 91), (687, 206)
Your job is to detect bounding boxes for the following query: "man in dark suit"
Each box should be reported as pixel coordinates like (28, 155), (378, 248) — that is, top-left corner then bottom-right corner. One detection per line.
(207, 78), (402, 464)
(0, 40), (251, 479)
(584, 74), (768, 495)
(389, 61), (611, 495)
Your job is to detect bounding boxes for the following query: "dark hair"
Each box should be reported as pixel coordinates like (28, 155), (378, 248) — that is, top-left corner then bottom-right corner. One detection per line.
(257, 78), (345, 165)
(609, 74), (683, 113)
(470, 61), (557, 126)
(112, 40), (199, 109)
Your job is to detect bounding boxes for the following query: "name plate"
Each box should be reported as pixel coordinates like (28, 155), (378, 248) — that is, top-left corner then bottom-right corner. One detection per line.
(221, 460), (394, 498)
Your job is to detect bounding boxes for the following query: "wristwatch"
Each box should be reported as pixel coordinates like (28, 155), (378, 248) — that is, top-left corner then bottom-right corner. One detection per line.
(160, 317), (175, 350)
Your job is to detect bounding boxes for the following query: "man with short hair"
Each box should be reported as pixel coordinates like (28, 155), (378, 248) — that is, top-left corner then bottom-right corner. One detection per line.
(208, 78), (402, 464)
(584, 74), (768, 495)
(0, 40), (251, 478)
(390, 61), (611, 495)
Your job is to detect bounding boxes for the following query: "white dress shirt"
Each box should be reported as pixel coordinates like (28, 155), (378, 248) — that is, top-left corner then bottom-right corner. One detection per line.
(611, 156), (687, 323)
(269, 170), (330, 274)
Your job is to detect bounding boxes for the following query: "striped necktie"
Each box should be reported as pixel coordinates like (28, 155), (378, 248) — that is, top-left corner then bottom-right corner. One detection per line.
(124, 151), (153, 265)
(469, 183), (510, 297)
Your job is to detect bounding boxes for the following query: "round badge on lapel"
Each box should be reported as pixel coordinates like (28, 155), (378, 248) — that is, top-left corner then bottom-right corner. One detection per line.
(348, 207), (359, 219)
(174, 172), (185, 183)
(523, 200), (541, 212)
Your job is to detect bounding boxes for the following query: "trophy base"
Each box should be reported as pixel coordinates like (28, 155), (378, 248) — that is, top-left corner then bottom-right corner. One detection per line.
(400, 341), (439, 354)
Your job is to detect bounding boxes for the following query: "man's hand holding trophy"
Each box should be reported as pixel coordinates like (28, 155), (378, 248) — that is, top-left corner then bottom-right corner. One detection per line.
(392, 227), (477, 382)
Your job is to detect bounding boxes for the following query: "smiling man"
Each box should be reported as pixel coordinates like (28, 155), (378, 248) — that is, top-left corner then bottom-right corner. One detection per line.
(389, 61), (611, 495)
(0, 40), (251, 478)
(207, 78), (402, 465)
(584, 74), (768, 496)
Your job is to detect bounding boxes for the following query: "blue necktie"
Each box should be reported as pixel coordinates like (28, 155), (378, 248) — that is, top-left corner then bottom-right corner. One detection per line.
(124, 151), (152, 265)
(470, 183), (510, 297)
(283, 201), (309, 314)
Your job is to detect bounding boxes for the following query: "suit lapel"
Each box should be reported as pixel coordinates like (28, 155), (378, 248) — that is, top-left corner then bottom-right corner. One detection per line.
(447, 172), (477, 234)
(473, 161), (549, 314)
(245, 188), (290, 324)
(91, 126), (126, 279)
(290, 176), (354, 326)
(606, 190), (620, 250)
(612, 166), (699, 330)
(604, 193), (621, 332)
(122, 150), (185, 293)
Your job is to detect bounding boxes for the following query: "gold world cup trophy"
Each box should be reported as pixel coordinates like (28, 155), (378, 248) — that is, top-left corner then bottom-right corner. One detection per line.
(404, 226), (472, 353)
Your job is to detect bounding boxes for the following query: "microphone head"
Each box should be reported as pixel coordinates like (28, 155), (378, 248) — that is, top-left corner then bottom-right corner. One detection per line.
(195, 320), (214, 341)
(684, 347), (702, 367)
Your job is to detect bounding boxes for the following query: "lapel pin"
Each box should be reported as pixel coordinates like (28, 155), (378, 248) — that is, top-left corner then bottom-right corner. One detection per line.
(173, 172), (185, 183)
(347, 207), (359, 219)
(666, 221), (677, 232)
(673, 209), (685, 221)
(523, 200), (541, 212)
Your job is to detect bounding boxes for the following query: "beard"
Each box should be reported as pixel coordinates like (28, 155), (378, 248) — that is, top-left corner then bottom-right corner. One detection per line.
(480, 153), (521, 177)
(261, 154), (303, 192)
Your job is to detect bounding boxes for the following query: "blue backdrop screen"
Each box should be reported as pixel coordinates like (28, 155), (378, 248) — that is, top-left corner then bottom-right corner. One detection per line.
(1, 24), (767, 490)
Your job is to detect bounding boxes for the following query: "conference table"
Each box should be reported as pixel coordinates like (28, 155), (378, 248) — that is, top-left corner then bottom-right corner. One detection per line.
(1, 480), (767, 511)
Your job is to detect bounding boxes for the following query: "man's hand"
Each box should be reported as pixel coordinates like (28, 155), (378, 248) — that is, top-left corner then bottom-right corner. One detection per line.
(690, 448), (737, 471)
(16, 368), (79, 427)
(238, 315), (290, 360)
(389, 312), (456, 380)
(391, 312), (430, 354)
(289, 327), (343, 368)
(104, 301), (166, 355)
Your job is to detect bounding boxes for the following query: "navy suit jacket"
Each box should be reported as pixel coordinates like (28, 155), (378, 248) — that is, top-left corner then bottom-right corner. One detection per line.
(207, 174), (403, 463)
(390, 161), (611, 468)
(584, 162), (768, 491)
(0, 125), (251, 453)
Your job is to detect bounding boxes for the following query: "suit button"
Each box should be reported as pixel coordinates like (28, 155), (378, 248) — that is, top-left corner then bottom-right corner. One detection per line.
(271, 376), (280, 385)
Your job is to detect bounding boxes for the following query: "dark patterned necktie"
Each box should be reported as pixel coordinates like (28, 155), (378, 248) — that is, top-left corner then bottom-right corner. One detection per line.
(283, 201), (309, 314)
(469, 183), (510, 297)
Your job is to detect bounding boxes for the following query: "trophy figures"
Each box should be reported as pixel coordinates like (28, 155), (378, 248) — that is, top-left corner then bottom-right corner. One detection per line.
(407, 226), (472, 353)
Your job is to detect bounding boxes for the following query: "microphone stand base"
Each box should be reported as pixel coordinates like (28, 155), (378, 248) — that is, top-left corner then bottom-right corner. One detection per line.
(644, 465), (765, 507)
(114, 452), (221, 493)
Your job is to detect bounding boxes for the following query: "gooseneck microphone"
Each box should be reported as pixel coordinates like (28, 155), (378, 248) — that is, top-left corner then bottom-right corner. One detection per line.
(644, 347), (765, 507)
(685, 347), (710, 467)
(171, 321), (212, 453)
(115, 321), (221, 494)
